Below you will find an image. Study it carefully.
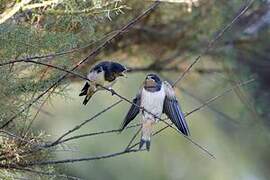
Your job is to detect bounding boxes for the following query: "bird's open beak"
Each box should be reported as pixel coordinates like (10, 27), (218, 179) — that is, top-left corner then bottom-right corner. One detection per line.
(120, 70), (128, 78)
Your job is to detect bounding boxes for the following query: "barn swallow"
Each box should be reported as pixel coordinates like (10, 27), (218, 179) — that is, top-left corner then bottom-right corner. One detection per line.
(120, 74), (190, 151)
(79, 61), (127, 105)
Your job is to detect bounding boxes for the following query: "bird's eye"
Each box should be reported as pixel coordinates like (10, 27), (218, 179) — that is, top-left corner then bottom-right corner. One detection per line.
(97, 68), (102, 73)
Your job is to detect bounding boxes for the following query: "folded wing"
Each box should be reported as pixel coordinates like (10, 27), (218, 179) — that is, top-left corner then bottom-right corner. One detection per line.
(120, 93), (141, 131)
(163, 81), (190, 136)
(79, 82), (90, 96)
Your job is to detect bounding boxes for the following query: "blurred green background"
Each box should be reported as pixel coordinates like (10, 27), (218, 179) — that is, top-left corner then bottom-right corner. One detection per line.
(36, 72), (267, 180)
(1, 0), (270, 179)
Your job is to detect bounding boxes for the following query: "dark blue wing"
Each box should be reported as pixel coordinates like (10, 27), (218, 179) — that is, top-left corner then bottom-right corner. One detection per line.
(79, 82), (90, 96)
(120, 93), (141, 131)
(163, 82), (190, 136)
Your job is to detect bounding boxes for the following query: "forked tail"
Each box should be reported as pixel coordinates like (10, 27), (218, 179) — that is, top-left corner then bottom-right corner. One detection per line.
(79, 82), (95, 105)
(139, 121), (153, 151)
(79, 82), (90, 96)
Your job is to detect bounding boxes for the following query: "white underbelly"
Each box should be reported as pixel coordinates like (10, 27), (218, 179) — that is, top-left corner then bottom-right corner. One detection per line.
(88, 71), (105, 85)
(87, 71), (115, 89)
(141, 87), (165, 121)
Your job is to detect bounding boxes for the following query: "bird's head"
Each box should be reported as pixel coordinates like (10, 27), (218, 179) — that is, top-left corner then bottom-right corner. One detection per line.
(144, 74), (162, 91)
(111, 62), (128, 77)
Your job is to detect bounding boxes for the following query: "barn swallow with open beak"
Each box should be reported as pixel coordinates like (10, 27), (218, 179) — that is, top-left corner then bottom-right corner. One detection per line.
(120, 74), (190, 151)
(79, 61), (128, 105)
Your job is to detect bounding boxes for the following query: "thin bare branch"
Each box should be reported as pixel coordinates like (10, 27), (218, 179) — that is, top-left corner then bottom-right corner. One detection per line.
(49, 100), (122, 147)
(159, 119), (215, 158)
(0, 1), (161, 129)
(57, 124), (141, 145)
(0, 77), (254, 167)
(128, 66), (224, 74)
(124, 2), (256, 153)
(0, 0), (256, 169)
(0, 130), (37, 146)
(0, 47), (244, 159)
(0, 59), (178, 137)
(20, 149), (144, 167)
(185, 78), (255, 117)
(125, 127), (141, 150)
(178, 86), (240, 125)
(173, 0), (254, 86)
(128, 78), (255, 155)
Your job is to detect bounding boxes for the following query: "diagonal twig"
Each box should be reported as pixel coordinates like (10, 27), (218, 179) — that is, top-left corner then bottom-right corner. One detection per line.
(0, 57), (215, 157)
(125, 127), (141, 150)
(49, 100), (123, 146)
(57, 123), (141, 145)
(0, 0), (255, 166)
(172, 0), (254, 86)
(18, 149), (144, 167)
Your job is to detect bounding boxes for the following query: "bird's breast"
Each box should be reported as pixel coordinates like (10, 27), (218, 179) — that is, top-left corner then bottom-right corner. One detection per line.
(87, 71), (106, 85)
(141, 86), (165, 121)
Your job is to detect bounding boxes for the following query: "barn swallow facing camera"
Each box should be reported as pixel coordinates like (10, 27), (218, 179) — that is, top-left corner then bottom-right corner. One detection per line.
(79, 61), (127, 105)
(120, 74), (190, 151)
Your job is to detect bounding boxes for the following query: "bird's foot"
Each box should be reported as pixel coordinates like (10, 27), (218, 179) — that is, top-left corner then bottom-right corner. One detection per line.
(139, 139), (150, 151)
(109, 88), (116, 96)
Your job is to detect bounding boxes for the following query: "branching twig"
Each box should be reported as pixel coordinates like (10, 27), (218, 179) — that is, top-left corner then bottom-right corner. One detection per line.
(0, 0), (256, 171)
(49, 100), (122, 147)
(0, 58), (213, 156)
(178, 86), (240, 125)
(0, 77), (254, 167)
(127, 78), (254, 154)
(0, 130), (37, 146)
(125, 127), (141, 150)
(157, 119), (216, 158)
(124, 2), (255, 154)
(0, 1), (161, 129)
